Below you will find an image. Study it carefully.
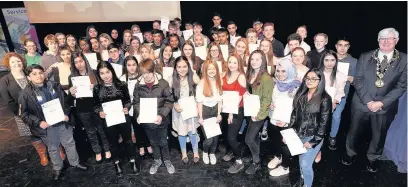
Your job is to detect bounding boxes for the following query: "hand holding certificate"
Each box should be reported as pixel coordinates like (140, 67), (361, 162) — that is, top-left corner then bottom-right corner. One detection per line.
(178, 96), (198, 121)
(139, 98), (158, 123)
(163, 67), (174, 80)
(337, 62), (350, 76)
(111, 63), (123, 78)
(271, 97), (293, 124)
(41, 99), (65, 126)
(222, 91), (240, 114)
(280, 128), (307, 156)
(102, 100), (126, 127)
(101, 50), (109, 61)
(195, 46), (207, 60)
(202, 117), (222, 139)
(182, 29), (193, 41)
(71, 76), (93, 98)
(243, 94), (260, 117)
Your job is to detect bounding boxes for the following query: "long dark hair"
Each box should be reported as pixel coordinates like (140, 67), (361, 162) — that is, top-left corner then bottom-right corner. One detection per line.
(181, 40), (201, 75)
(65, 34), (81, 53)
(123, 55), (139, 83)
(172, 56), (196, 101)
(245, 50), (269, 88)
(86, 25), (97, 39)
(293, 68), (326, 112)
(158, 44), (174, 72)
(318, 50), (338, 87)
(96, 61), (121, 86)
(70, 52), (98, 84)
(88, 37), (99, 53)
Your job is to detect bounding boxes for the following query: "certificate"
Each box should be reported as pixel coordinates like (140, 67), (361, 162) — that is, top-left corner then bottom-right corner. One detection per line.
(163, 67), (174, 80)
(160, 16), (170, 31)
(128, 80), (138, 117)
(182, 29), (193, 41)
(243, 94), (260, 116)
(41, 99), (65, 126)
(244, 67), (247, 73)
(337, 62), (350, 76)
(326, 86), (336, 101)
(230, 36), (241, 47)
(178, 96), (198, 121)
(102, 100), (126, 127)
(216, 61), (223, 74)
(154, 48), (161, 58)
(271, 97), (293, 124)
(222, 91), (240, 114)
(101, 50), (109, 61)
(220, 44), (229, 61)
(71, 76), (93, 98)
(195, 46), (207, 60)
(173, 51), (181, 59)
(84, 53), (98, 70)
(111, 63), (123, 78)
(133, 33), (144, 43)
(202, 117), (222, 139)
(267, 66), (272, 75)
(280, 128), (307, 156)
(249, 44), (258, 54)
(139, 98), (158, 123)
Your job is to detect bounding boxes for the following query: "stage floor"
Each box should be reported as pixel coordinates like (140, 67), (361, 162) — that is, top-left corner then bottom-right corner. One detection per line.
(0, 98), (406, 187)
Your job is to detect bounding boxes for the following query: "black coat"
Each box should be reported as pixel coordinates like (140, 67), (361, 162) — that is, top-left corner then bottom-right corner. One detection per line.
(288, 92), (332, 148)
(0, 73), (23, 116)
(132, 73), (174, 128)
(93, 81), (131, 114)
(306, 48), (327, 69)
(18, 81), (71, 138)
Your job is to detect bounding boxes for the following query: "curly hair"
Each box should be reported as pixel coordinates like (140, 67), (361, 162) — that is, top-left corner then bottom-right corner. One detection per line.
(2, 52), (26, 69)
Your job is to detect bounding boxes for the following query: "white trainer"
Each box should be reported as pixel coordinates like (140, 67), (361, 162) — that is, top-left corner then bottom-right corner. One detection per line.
(202, 152), (209, 164)
(209, 154), (217, 165)
(267, 156), (282, 169)
(269, 166), (289, 177)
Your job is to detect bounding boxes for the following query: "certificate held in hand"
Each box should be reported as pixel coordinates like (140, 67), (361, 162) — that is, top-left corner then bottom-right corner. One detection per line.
(71, 76), (93, 98)
(243, 94), (260, 116)
(202, 117), (222, 139)
(178, 96), (198, 121)
(102, 100), (126, 127)
(41, 99), (65, 126)
(222, 91), (240, 114)
(139, 98), (158, 123)
(280, 128), (307, 156)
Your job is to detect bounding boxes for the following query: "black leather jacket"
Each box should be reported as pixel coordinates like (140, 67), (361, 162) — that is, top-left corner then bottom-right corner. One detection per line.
(288, 92), (332, 148)
(93, 81), (131, 114)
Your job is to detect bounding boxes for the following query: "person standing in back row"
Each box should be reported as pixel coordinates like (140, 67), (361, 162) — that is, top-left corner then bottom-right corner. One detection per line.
(307, 33), (328, 69)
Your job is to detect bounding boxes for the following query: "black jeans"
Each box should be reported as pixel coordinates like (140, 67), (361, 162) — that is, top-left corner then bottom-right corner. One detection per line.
(143, 125), (170, 160)
(103, 116), (136, 162)
(202, 104), (219, 154)
(226, 107), (244, 159)
(270, 125), (291, 168)
(245, 118), (264, 164)
(130, 117), (151, 148)
(77, 112), (110, 154)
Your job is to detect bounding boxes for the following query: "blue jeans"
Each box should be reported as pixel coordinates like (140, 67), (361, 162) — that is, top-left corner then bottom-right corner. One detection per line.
(299, 136), (323, 187)
(178, 131), (199, 154)
(239, 118), (247, 134)
(330, 96), (347, 138)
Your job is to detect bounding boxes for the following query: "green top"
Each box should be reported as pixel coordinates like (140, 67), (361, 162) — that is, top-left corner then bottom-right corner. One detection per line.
(250, 72), (274, 121)
(24, 53), (41, 66)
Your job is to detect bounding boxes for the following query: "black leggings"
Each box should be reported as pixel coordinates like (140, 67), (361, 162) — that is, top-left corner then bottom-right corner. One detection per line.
(245, 118), (264, 164)
(103, 116), (136, 162)
(225, 107), (244, 159)
(77, 112), (110, 154)
(130, 117), (151, 148)
(270, 125), (291, 167)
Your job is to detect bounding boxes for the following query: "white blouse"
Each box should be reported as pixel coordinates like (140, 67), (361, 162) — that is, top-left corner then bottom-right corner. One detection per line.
(324, 71), (347, 102)
(195, 81), (222, 107)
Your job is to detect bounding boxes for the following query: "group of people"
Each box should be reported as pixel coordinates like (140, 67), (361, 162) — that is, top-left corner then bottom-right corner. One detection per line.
(0, 12), (406, 187)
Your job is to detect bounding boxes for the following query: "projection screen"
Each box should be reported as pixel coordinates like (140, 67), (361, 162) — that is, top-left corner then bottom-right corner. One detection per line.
(24, 1), (181, 23)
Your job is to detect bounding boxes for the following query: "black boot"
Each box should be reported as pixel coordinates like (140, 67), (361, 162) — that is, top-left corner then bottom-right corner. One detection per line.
(328, 136), (337, 150)
(53, 170), (62, 180)
(114, 162), (123, 177)
(130, 160), (140, 175)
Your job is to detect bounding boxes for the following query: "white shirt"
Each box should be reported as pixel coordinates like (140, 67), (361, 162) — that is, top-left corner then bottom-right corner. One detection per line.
(195, 81), (222, 107)
(378, 50), (394, 63)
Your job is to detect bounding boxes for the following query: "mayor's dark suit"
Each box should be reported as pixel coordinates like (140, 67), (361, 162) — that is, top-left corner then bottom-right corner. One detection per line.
(346, 49), (407, 161)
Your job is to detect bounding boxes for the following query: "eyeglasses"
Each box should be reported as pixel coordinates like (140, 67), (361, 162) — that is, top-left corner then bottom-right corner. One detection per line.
(210, 49), (219, 52)
(379, 37), (396, 42)
(304, 77), (320, 83)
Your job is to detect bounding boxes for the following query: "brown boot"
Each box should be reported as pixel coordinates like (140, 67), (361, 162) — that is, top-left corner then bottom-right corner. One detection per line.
(59, 145), (66, 160)
(32, 141), (49, 166)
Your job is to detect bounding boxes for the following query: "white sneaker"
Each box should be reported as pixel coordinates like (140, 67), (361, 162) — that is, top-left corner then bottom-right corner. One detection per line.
(203, 152), (209, 164)
(209, 154), (217, 165)
(269, 166), (289, 177)
(267, 156), (282, 169)
(187, 137), (190, 143)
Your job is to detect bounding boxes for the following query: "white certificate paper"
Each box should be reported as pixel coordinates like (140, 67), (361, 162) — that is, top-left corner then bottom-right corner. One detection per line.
(139, 98), (158, 123)
(280, 128), (307, 156)
(195, 46), (207, 60)
(84, 53), (98, 70)
(162, 67), (174, 80)
(178, 96), (198, 121)
(128, 80), (138, 117)
(202, 117), (222, 139)
(337, 62), (350, 76)
(243, 94), (260, 116)
(216, 61), (223, 74)
(111, 63), (123, 78)
(173, 51), (181, 59)
(220, 44), (229, 61)
(101, 50), (109, 61)
(71, 76), (92, 98)
(41, 99), (65, 126)
(133, 33), (144, 43)
(160, 16), (170, 31)
(222, 91), (240, 114)
(267, 66), (272, 75)
(326, 87), (336, 101)
(249, 44), (259, 54)
(102, 100), (126, 127)
(182, 29), (193, 41)
(154, 48), (161, 58)
(271, 97), (293, 124)
(230, 36), (241, 47)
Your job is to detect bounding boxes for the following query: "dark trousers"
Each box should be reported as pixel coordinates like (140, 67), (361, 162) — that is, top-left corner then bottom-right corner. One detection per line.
(143, 125), (170, 160)
(346, 109), (394, 161)
(202, 104), (219, 154)
(130, 117), (151, 148)
(226, 107), (244, 159)
(245, 118), (264, 163)
(77, 112), (110, 154)
(103, 116), (136, 162)
(270, 125), (291, 168)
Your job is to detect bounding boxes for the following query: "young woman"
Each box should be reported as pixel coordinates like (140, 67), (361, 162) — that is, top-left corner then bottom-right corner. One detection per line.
(82, 37), (103, 63)
(206, 42), (227, 74)
(46, 46), (72, 92)
(23, 39), (41, 66)
(55, 32), (66, 47)
(168, 34), (181, 52)
(196, 60), (223, 165)
(122, 29), (132, 53)
(234, 38), (250, 65)
(86, 25), (98, 39)
(157, 44), (175, 73)
(133, 59), (175, 175)
(286, 68), (332, 187)
(268, 60), (301, 177)
(19, 64), (87, 180)
(99, 33), (114, 51)
(221, 53), (247, 173)
(140, 44), (156, 60)
(93, 61), (139, 176)
(125, 37), (142, 63)
(131, 24), (141, 35)
(244, 50), (273, 175)
(89, 37), (100, 53)
(260, 39), (279, 75)
(68, 52), (111, 163)
(119, 56), (153, 158)
(111, 29), (121, 46)
(181, 40), (203, 78)
(170, 56), (200, 164)
(210, 27), (220, 44)
(292, 47), (310, 81)
(65, 34), (81, 53)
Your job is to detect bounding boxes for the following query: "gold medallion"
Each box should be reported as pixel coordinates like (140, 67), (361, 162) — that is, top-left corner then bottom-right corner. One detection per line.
(375, 78), (384, 88)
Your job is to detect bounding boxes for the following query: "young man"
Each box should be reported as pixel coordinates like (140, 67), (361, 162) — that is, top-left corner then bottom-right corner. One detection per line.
(227, 21), (241, 46)
(107, 43), (124, 66)
(307, 33), (328, 69)
(173, 18), (183, 37)
(151, 29), (164, 50)
(246, 28), (258, 44)
(168, 34), (181, 51)
(193, 33), (206, 47)
(208, 12), (224, 36)
(143, 30), (154, 44)
(261, 22), (284, 57)
(41, 34), (60, 73)
(253, 20), (263, 38)
(281, 33), (302, 60)
(284, 25), (311, 55)
(218, 28), (235, 56)
(19, 64), (87, 180)
(191, 22), (211, 44)
(163, 22), (185, 47)
(328, 38), (357, 150)
(185, 22), (193, 31)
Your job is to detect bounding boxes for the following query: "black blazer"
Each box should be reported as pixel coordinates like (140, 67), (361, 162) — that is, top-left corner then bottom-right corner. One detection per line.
(352, 49), (407, 114)
(0, 73), (23, 116)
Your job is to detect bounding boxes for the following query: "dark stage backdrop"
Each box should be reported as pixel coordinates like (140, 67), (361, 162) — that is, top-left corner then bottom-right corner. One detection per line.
(0, 1), (406, 58)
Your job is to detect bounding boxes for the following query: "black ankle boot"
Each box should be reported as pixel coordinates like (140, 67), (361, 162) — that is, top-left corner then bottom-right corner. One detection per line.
(114, 162), (123, 177)
(53, 170), (62, 180)
(130, 161), (140, 175)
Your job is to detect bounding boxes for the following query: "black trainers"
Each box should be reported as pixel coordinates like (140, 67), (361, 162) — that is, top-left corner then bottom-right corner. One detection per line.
(228, 161), (244, 174)
(328, 136), (337, 150)
(342, 153), (355, 166)
(367, 160), (379, 172)
(223, 151), (235, 162)
(245, 162), (260, 175)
